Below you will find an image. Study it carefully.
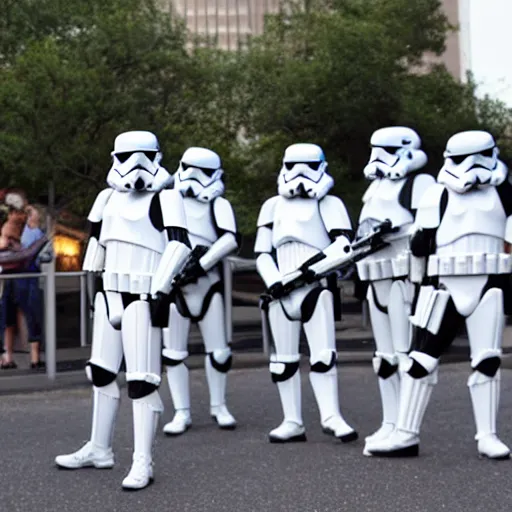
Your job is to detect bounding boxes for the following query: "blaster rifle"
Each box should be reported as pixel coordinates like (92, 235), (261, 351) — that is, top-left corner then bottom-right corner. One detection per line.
(264, 218), (397, 301)
(173, 244), (209, 288)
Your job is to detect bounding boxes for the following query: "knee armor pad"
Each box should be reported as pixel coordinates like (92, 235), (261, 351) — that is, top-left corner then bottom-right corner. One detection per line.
(470, 349), (502, 379)
(127, 380), (159, 399)
(208, 348), (232, 373)
(86, 362), (117, 387)
(310, 349), (337, 373)
(407, 350), (439, 379)
(162, 348), (188, 367)
(269, 354), (300, 383)
(474, 357), (501, 377)
(372, 352), (398, 379)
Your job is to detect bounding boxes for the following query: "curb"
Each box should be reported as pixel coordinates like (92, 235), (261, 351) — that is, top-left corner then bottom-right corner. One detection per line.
(2, 348), (509, 397)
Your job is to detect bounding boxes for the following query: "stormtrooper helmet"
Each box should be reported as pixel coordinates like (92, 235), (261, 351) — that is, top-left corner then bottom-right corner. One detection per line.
(106, 131), (172, 192)
(438, 130), (507, 193)
(364, 127), (427, 181)
(277, 143), (333, 199)
(174, 147), (225, 202)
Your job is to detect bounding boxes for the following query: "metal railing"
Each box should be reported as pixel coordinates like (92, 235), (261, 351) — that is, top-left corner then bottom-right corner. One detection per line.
(0, 266), (90, 381)
(0, 256), (256, 381)
(223, 256), (257, 345)
(1, 255), (367, 381)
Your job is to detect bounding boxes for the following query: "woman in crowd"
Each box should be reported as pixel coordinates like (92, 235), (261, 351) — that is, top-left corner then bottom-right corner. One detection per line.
(1, 203), (49, 369)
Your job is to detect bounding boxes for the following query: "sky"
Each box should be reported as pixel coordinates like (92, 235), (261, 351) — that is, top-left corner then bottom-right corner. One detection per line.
(462, 0), (512, 106)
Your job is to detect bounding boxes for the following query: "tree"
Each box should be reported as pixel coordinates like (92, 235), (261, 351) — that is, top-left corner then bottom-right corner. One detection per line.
(1, 0), (511, 236)
(227, 0), (512, 229)
(0, 0), (207, 214)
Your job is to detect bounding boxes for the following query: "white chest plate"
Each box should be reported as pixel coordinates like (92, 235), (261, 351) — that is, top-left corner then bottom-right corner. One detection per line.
(356, 180), (413, 282)
(183, 198), (217, 246)
(426, 187), (511, 279)
(100, 191), (167, 294)
(100, 191), (165, 253)
(436, 187), (506, 247)
(272, 197), (330, 250)
(358, 179), (414, 231)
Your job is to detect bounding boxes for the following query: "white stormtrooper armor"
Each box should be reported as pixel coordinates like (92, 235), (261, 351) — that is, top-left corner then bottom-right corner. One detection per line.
(161, 147), (239, 435)
(254, 143), (358, 443)
(367, 130), (512, 460)
(355, 127), (435, 455)
(55, 131), (192, 490)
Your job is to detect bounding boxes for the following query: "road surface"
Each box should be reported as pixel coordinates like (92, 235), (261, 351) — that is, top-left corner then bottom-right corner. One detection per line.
(1, 362), (512, 511)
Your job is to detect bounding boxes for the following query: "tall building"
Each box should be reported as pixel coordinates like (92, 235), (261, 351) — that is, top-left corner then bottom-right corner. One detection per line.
(166, 0), (511, 107)
(165, 0), (281, 51)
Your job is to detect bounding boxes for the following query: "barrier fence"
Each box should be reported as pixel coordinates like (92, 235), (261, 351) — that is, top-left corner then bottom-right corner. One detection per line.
(0, 257), (257, 381)
(0, 256), (365, 381)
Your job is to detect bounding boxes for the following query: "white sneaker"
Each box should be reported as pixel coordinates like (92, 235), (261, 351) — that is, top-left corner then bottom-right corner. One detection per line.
(477, 434), (510, 460)
(163, 410), (192, 436)
(55, 441), (114, 469)
(122, 455), (154, 491)
(321, 416), (358, 443)
(211, 404), (237, 430)
(269, 421), (307, 443)
(365, 429), (420, 457)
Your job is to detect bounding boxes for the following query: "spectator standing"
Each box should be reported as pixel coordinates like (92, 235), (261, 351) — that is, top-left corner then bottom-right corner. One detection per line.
(1, 204), (51, 370)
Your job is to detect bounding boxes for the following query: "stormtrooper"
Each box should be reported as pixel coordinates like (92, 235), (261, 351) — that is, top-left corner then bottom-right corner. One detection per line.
(354, 127), (435, 455)
(161, 147), (239, 435)
(254, 143), (358, 443)
(367, 130), (512, 459)
(55, 131), (192, 489)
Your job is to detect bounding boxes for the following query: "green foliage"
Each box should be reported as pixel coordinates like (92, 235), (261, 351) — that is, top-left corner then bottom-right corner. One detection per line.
(0, 0), (511, 234)
(234, 0), (512, 226)
(0, 0), (238, 215)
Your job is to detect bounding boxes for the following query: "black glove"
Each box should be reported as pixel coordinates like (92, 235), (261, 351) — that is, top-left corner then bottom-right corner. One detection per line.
(268, 281), (285, 300)
(150, 292), (170, 328)
(259, 293), (272, 312)
(302, 268), (317, 284)
(174, 260), (207, 287)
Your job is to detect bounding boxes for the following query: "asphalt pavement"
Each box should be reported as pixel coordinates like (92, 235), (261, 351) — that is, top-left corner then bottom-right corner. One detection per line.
(2, 362), (512, 511)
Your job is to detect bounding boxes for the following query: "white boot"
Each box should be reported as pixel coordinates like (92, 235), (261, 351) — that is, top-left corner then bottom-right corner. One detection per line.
(55, 441), (114, 470)
(469, 370), (510, 460)
(55, 383), (119, 469)
(309, 367), (357, 443)
(363, 371), (400, 454)
(269, 371), (306, 443)
(366, 370), (437, 457)
(163, 362), (192, 435)
(122, 391), (162, 491)
(205, 353), (236, 430)
(269, 421), (306, 442)
(163, 409), (192, 436)
(210, 404), (236, 429)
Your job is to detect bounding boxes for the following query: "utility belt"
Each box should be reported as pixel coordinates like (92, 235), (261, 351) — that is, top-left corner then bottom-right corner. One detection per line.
(103, 271), (153, 294)
(426, 253), (512, 277)
(356, 253), (410, 282)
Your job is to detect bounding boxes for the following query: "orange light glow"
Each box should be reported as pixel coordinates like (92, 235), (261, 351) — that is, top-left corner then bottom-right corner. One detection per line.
(53, 234), (82, 271)
(53, 235), (80, 257)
